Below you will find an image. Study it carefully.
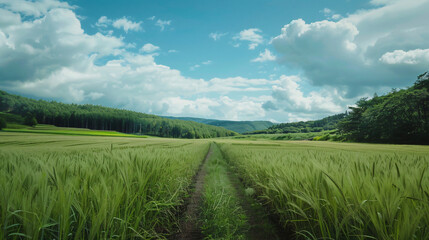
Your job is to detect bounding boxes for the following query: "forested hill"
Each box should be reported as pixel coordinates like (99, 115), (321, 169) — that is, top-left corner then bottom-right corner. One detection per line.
(0, 90), (237, 138)
(164, 116), (274, 133)
(247, 113), (346, 134)
(338, 72), (429, 144)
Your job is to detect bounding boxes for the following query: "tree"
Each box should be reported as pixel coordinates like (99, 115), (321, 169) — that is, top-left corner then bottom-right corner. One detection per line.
(24, 115), (37, 127)
(0, 117), (6, 130)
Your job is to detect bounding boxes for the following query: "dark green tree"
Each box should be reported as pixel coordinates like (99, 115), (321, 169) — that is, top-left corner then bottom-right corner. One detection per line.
(24, 115), (38, 127)
(0, 117), (6, 130)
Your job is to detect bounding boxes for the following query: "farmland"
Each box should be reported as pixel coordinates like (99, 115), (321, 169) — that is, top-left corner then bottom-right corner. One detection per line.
(1, 132), (429, 239)
(0, 132), (209, 239)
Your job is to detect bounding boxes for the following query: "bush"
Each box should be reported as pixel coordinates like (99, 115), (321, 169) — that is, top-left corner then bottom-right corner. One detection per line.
(314, 134), (330, 141)
(24, 115), (37, 127)
(0, 117), (6, 130)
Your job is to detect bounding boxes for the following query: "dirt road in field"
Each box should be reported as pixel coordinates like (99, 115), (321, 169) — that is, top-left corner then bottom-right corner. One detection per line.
(225, 156), (291, 240)
(176, 145), (213, 240)
(176, 143), (292, 240)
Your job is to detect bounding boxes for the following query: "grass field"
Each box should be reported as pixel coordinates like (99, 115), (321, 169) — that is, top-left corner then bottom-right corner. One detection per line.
(219, 140), (429, 240)
(2, 124), (148, 138)
(0, 132), (208, 239)
(1, 132), (428, 239)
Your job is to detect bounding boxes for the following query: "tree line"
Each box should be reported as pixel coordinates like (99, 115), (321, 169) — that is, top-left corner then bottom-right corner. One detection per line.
(338, 72), (429, 144)
(0, 90), (237, 139)
(246, 113), (346, 134)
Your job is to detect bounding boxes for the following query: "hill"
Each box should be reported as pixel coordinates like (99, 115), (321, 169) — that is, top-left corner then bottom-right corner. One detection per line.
(246, 113), (346, 134)
(164, 116), (274, 133)
(0, 90), (237, 139)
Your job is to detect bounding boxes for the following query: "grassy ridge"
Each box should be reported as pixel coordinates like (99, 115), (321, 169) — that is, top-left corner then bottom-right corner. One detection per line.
(0, 133), (209, 239)
(219, 140), (429, 240)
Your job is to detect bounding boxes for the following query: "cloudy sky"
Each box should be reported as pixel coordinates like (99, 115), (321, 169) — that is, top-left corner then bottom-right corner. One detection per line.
(1, 0), (428, 122)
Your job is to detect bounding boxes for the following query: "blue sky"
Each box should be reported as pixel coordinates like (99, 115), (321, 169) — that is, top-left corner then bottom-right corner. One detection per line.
(1, 0), (428, 122)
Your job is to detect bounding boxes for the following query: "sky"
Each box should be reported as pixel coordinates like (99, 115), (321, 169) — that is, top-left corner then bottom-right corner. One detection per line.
(0, 0), (429, 122)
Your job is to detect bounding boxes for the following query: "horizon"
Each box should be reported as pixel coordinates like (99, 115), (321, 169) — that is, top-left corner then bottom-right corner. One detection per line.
(0, 0), (428, 122)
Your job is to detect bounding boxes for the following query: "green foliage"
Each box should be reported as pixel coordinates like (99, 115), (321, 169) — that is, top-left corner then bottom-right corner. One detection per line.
(0, 90), (236, 138)
(200, 143), (248, 239)
(219, 140), (429, 240)
(338, 73), (429, 144)
(0, 117), (6, 130)
(165, 116), (274, 134)
(232, 131), (328, 141)
(0, 135), (209, 239)
(24, 115), (37, 126)
(247, 113), (346, 134)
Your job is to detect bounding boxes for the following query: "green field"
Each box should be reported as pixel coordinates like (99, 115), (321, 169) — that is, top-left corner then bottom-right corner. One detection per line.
(0, 132), (428, 239)
(2, 124), (149, 138)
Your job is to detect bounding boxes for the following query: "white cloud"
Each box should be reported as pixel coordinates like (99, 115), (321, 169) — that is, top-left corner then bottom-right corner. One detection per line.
(202, 60), (212, 65)
(272, 0), (429, 97)
(0, 0), (73, 17)
(112, 17), (142, 33)
(209, 32), (227, 41)
(252, 49), (276, 62)
(262, 76), (345, 121)
(95, 16), (142, 33)
(321, 8), (342, 20)
(155, 19), (171, 31)
(140, 43), (160, 53)
(147, 16), (155, 21)
(234, 28), (263, 50)
(379, 49), (429, 65)
(96, 16), (110, 28)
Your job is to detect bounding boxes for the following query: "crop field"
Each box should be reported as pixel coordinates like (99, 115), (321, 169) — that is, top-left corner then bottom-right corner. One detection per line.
(2, 124), (148, 138)
(0, 132), (209, 239)
(1, 132), (429, 240)
(219, 140), (429, 240)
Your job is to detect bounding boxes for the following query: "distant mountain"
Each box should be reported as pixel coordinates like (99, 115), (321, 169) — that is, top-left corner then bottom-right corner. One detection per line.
(247, 113), (347, 134)
(164, 116), (275, 134)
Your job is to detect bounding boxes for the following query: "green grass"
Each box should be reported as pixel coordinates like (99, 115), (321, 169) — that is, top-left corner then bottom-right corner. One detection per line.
(0, 132), (209, 239)
(200, 143), (248, 239)
(2, 124), (148, 138)
(218, 140), (429, 240)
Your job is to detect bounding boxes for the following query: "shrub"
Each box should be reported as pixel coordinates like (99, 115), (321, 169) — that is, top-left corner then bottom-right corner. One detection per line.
(0, 117), (6, 130)
(24, 115), (37, 127)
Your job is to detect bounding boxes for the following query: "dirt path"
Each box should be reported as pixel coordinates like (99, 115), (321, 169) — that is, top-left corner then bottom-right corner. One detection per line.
(222, 148), (292, 240)
(176, 144), (213, 240)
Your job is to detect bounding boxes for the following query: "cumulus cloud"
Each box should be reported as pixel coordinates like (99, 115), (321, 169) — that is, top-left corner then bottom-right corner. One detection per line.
(96, 16), (142, 33)
(234, 28), (263, 50)
(266, 76), (343, 113)
(272, 0), (429, 97)
(209, 32), (227, 41)
(252, 49), (276, 62)
(112, 17), (142, 33)
(0, 2), (281, 121)
(0, 0), (73, 17)
(379, 49), (429, 65)
(321, 8), (342, 20)
(140, 43), (160, 53)
(155, 19), (171, 31)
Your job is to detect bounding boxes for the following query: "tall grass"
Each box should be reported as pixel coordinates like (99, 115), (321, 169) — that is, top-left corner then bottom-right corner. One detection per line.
(200, 143), (248, 239)
(219, 141), (429, 240)
(0, 140), (209, 239)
